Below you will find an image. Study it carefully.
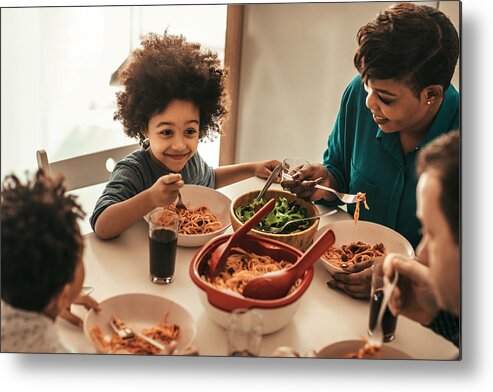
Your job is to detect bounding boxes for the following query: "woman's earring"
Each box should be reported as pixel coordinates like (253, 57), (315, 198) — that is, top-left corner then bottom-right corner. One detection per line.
(427, 101), (431, 105)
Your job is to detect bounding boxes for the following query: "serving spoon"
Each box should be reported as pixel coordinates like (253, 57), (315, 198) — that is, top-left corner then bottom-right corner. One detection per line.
(208, 198), (276, 277)
(242, 227), (336, 300)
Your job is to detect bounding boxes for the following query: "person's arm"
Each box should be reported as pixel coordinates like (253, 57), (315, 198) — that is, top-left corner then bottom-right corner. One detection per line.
(94, 189), (156, 239)
(94, 173), (184, 239)
(214, 160), (280, 189)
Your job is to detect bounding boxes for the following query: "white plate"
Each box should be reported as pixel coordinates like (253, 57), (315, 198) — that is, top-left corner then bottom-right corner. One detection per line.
(145, 184), (232, 247)
(316, 220), (414, 275)
(83, 293), (196, 354)
(317, 339), (412, 359)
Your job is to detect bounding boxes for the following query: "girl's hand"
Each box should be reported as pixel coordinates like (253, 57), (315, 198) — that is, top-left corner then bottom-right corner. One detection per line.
(254, 160), (282, 181)
(147, 173), (184, 208)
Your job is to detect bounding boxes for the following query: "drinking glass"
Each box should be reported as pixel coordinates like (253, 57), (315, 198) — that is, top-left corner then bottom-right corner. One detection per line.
(227, 308), (263, 357)
(148, 208), (179, 284)
(368, 256), (398, 342)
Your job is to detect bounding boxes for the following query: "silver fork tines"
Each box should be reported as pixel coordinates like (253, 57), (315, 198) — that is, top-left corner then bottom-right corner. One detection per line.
(283, 174), (360, 204)
(175, 191), (188, 210)
(109, 317), (167, 352)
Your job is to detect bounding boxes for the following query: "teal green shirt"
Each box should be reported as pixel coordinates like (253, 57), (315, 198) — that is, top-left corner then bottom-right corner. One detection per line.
(322, 75), (460, 248)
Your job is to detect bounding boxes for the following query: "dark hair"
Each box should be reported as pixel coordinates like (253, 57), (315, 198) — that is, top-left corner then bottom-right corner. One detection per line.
(417, 130), (460, 244)
(354, 2), (459, 95)
(114, 32), (228, 147)
(1, 170), (85, 311)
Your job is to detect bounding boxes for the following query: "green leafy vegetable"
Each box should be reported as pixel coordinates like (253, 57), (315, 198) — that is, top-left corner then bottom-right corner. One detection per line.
(234, 197), (311, 234)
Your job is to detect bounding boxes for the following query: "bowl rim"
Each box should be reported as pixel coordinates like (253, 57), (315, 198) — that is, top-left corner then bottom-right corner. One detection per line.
(189, 233), (314, 310)
(317, 220), (415, 273)
(83, 292), (197, 351)
(316, 339), (412, 359)
(153, 184), (232, 238)
(230, 189), (319, 237)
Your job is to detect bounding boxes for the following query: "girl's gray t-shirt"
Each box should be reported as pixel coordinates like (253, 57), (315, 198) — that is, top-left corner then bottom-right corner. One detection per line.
(89, 147), (215, 230)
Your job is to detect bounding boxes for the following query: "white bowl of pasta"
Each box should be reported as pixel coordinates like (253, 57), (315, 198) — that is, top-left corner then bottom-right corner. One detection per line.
(83, 293), (196, 355)
(315, 220), (414, 276)
(147, 184), (232, 247)
(189, 234), (313, 334)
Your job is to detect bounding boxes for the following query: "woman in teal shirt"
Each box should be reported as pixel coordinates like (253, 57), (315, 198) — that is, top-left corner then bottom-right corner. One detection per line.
(283, 2), (460, 298)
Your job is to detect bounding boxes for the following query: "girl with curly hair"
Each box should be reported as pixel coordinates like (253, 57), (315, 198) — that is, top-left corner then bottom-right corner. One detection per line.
(91, 33), (279, 239)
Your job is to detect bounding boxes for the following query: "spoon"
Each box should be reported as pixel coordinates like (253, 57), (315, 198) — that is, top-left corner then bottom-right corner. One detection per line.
(260, 209), (337, 234)
(242, 227), (336, 300)
(208, 198), (276, 277)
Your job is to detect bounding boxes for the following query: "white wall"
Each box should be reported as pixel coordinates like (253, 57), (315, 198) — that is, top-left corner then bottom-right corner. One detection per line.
(235, 1), (460, 164)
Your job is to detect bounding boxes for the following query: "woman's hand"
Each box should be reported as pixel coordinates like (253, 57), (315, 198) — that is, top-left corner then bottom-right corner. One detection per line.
(60, 294), (101, 328)
(147, 173), (184, 208)
(327, 258), (373, 299)
(254, 160), (282, 181)
(280, 163), (334, 201)
(383, 255), (438, 325)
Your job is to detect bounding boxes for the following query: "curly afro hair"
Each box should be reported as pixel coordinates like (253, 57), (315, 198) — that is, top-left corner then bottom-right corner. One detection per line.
(114, 32), (228, 147)
(1, 170), (85, 311)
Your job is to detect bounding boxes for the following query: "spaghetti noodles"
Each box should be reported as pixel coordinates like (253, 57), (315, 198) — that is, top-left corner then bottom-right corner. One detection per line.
(323, 241), (385, 269)
(203, 247), (302, 295)
(161, 204), (222, 235)
(89, 313), (179, 355)
(345, 342), (381, 359)
(353, 192), (370, 226)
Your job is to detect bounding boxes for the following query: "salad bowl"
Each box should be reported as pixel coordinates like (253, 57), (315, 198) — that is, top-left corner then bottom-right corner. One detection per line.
(230, 189), (319, 250)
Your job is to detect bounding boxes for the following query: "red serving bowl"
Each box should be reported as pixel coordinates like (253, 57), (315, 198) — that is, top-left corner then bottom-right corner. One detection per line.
(189, 233), (314, 334)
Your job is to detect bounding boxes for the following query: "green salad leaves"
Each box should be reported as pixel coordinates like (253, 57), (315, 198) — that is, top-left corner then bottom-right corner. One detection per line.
(234, 197), (310, 234)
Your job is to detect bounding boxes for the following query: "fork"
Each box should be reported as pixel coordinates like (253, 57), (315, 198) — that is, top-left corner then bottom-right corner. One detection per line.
(283, 173), (361, 204)
(367, 271), (399, 347)
(109, 316), (174, 353)
(261, 209), (338, 233)
(175, 191), (188, 210)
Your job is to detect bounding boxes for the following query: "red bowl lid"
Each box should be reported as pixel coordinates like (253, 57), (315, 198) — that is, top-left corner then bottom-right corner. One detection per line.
(189, 233), (314, 312)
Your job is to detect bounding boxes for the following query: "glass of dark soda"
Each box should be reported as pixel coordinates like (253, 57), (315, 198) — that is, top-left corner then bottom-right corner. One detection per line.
(368, 256), (398, 342)
(148, 208), (179, 284)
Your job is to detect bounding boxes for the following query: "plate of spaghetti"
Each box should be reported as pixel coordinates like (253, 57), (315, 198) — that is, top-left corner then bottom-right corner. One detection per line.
(83, 293), (196, 355)
(315, 220), (414, 275)
(145, 184), (232, 247)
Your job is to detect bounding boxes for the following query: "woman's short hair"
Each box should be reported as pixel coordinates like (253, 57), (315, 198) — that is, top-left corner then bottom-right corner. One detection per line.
(114, 33), (228, 146)
(1, 170), (85, 311)
(417, 130), (460, 244)
(354, 2), (459, 95)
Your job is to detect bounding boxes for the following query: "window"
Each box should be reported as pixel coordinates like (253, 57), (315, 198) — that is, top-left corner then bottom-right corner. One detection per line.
(1, 5), (227, 178)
